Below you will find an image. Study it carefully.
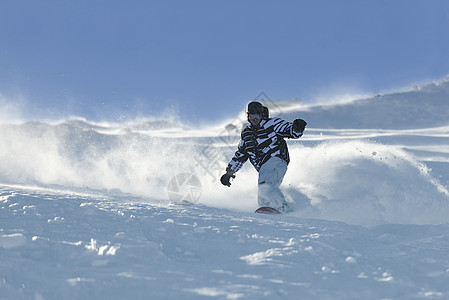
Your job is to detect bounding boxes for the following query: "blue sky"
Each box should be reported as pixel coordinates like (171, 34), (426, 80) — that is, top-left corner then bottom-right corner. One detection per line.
(1, 0), (449, 123)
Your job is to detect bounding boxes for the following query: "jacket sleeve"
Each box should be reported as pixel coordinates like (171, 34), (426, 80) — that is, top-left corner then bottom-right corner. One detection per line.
(272, 118), (303, 139)
(226, 138), (249, 173)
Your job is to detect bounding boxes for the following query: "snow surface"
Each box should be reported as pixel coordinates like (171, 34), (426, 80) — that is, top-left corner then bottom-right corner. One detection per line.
(2, 79), (449, 299)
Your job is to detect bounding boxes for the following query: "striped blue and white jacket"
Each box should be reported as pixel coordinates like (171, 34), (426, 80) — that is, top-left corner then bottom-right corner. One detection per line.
(227, 117), (303, 173)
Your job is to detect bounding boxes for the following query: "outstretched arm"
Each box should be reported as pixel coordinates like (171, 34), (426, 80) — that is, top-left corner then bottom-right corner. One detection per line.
(272, 117), (307, 139)
(220, 139), (249, 187)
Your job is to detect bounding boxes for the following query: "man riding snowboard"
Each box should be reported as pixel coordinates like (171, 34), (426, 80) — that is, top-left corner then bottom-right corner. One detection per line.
(220, 101), (307, 213)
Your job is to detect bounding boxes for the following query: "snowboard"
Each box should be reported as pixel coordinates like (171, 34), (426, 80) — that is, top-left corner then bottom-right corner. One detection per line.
(255, 206), (281, 215)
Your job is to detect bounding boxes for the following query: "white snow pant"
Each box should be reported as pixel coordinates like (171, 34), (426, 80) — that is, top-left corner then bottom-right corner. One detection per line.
(258, 157), (288, 212)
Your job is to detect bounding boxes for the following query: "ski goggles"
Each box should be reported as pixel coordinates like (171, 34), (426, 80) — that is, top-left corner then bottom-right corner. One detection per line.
(248, 113), (262, 120)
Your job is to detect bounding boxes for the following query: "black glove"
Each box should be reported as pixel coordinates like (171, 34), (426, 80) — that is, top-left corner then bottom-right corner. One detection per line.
(293, 118), (307, 133)
(220, 171), (235, 187)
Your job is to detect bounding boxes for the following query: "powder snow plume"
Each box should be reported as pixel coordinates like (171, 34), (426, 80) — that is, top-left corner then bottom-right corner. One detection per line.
(1, 113), (449, 226)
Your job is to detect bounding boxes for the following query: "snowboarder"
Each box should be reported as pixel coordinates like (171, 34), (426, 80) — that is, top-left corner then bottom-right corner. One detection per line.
(220, 101), (307, 213)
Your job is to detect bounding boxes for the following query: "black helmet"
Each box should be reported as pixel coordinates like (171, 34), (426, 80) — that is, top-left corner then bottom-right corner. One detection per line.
(247, 101), (264, 114)
(262, 106), (269, 118)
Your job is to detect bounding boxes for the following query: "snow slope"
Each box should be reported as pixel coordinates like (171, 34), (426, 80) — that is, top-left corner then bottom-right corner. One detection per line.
(279, 78), (449, 129)
(1, 79), (449, 299)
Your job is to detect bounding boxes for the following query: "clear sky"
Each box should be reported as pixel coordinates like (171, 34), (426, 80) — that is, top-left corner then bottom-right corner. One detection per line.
(1, 0), (449, 123)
